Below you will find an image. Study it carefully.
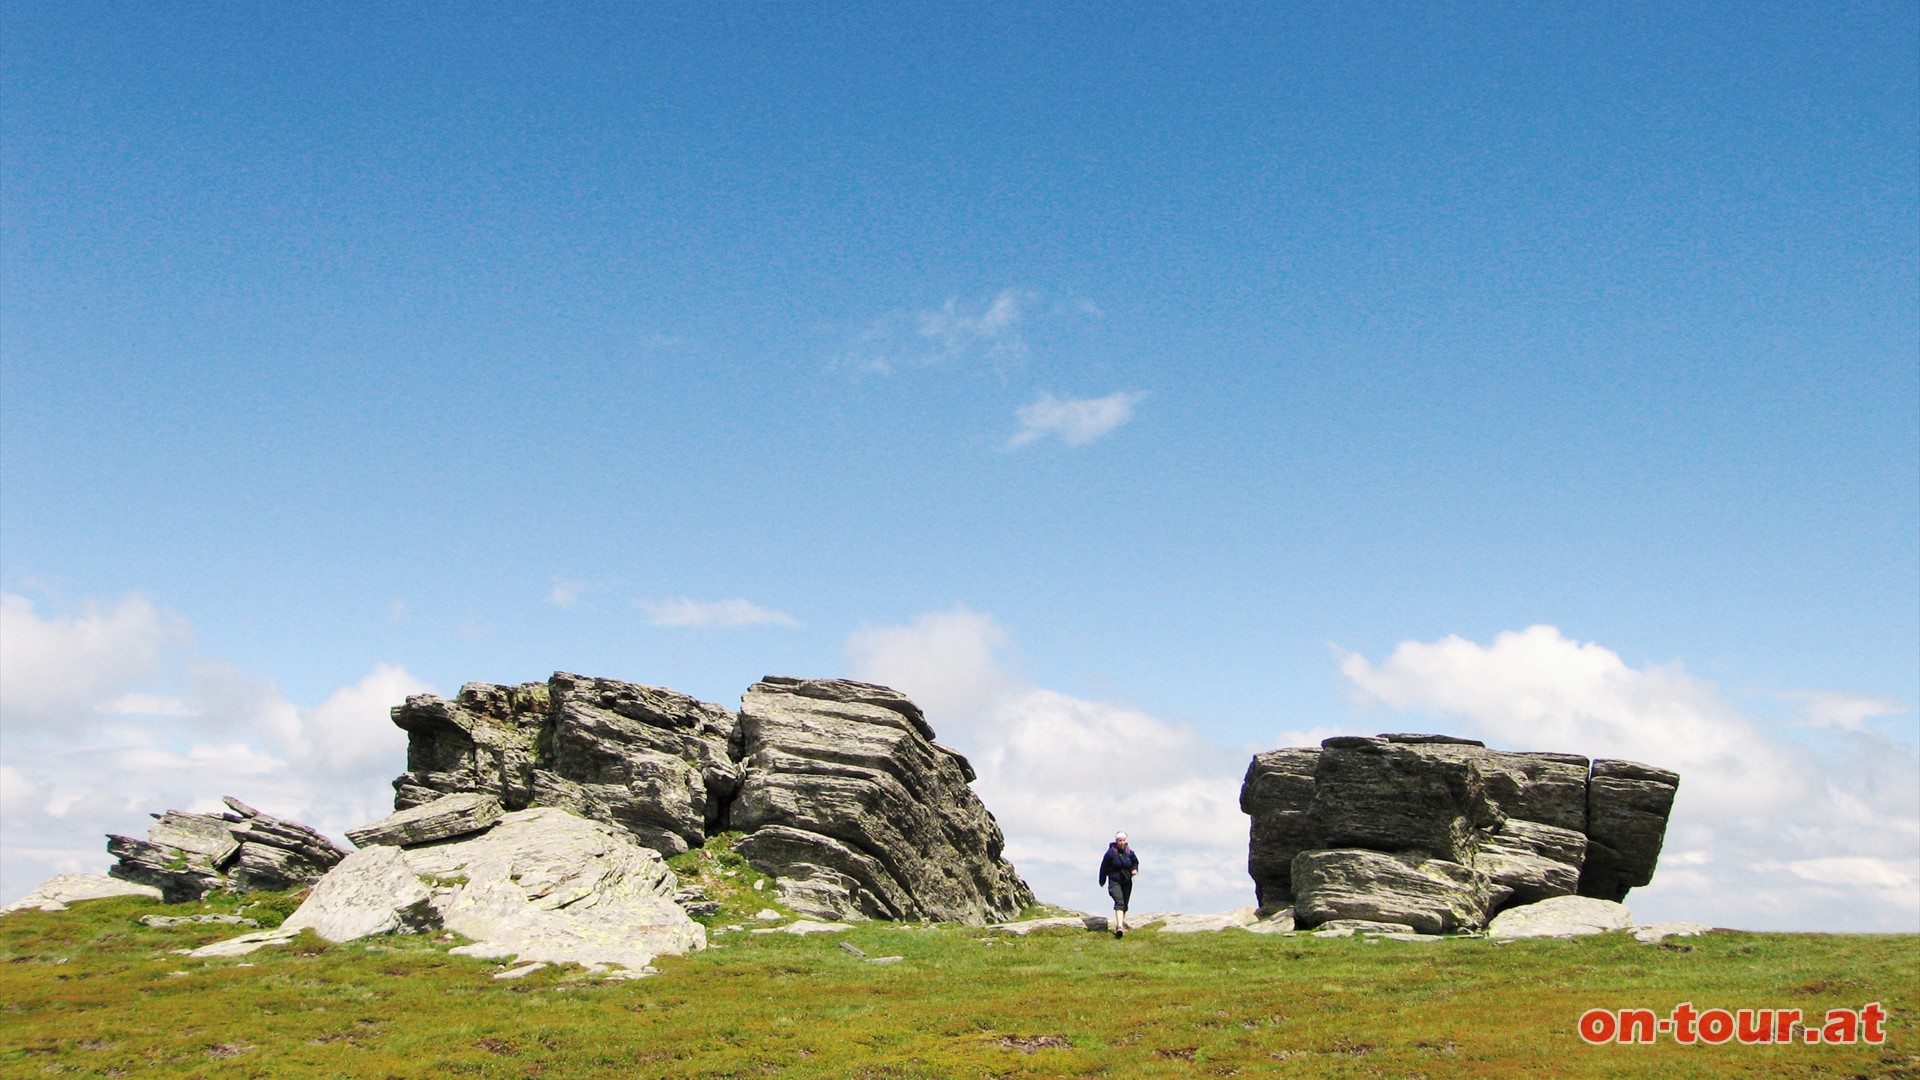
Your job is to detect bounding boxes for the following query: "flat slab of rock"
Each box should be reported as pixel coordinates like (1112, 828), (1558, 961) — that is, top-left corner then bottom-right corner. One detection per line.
(1244, 909), (1296, 934)
(188, 926), (300, 958)
(141, 914), (258, 928)
(347, 792), (503, 849)
(1293, 849), (1494, 934)
(1155, 908), (1260, 933)
(988, 915), (1100, 935)
(1634, 921), (1711, 943)
(750, 920), (854, 935)
(200, 807), (703, 974)
(1487, 895), (1634, 939)
(2, 873), (163, 913)
(1312, 919), (1417, 938)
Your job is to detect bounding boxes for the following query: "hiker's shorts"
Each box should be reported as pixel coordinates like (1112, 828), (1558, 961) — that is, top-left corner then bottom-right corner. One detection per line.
(1106, 876), (1132, 911)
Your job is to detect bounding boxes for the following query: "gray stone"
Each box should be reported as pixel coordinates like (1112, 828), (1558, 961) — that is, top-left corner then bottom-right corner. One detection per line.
(1486, 895), (1634, 939)
(1, 873), (163, 913)
(493, 961), (548, 979)
(1474, 819), (1586, 906)
(728, 677), (1032, 924)
(187, 926), (300, 958)
(199, 807), (703, 974)
(105, 798), (349, 902)
(750, 919), (854, 935)
(347, 792), (503, 849)
(1154, 908), (1260, 933)
(1239, 735), (1677, 922)
(1244, 908), (1296, 934)
(1633, 921), (1711, 943)
(1580, 760), (1679, 901)
(1312, 919), (1417, 937)
(390, 675), (740, 856)
(1240, 748), (1320, 907)
(283, 846), (440, 941)
(140, 914), (258, 927)
(384, 672), (1033, 928)
(988, 915), (1098, 935)
(1292, 849), (1495, 934)
(1306, 738), (1501, 865)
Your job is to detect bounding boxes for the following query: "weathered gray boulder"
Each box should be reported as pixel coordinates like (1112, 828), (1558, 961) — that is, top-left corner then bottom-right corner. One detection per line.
(1, 873), (162, 914)
(1475, 819), (1586, 906)
(1486, 895), (1633, 939)
(1154, 908), (1260, 933)
(1240, 734), (1677, 929)
(1291, 848), (1496, 935)
(1579, 760), (1680, 901)
(729, 677), (1033, 923)
(391, 675), (741, 856)
(1240, 747), (1320, 908)
(202, 807), (703, 973)
(347, 792), (502, 849)
(106, 797), (348, 902)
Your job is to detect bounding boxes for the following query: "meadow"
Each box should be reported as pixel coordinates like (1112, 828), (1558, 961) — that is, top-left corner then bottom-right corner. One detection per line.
(1, 866), (1912, 1079)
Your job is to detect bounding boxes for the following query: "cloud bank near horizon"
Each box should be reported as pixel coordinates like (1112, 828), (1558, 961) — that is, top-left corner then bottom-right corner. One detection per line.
(3, 593), (1912, 931)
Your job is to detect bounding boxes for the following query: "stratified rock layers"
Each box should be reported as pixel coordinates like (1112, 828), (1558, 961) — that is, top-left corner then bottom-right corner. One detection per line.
(106, 797), (349, 902)
(730, 677), (1031, 923)
(388, 673), (1031, 925)
(1241, 734), (1676, 930)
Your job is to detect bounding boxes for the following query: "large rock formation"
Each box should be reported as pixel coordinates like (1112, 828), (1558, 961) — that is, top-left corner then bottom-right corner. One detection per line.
(106, 797), (349, 902)
(386, 673), (1032, 924)
(730, 677), (1031, 923)
(1241, 734), (1676, 931)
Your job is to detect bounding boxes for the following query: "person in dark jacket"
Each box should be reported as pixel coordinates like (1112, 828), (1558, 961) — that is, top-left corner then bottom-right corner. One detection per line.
(1098, 831), (1139, 938)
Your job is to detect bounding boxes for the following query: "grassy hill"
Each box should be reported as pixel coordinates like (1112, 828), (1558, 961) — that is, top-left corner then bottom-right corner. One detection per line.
(2, 871), (1912, 1078)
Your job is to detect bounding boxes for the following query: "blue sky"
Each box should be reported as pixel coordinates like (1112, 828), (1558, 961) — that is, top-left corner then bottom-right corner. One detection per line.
(3, 3), (1915, 930)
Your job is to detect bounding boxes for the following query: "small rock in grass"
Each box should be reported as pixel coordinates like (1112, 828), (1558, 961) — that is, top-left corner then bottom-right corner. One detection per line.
(754, 908), (782, 921)
(493, 962), (548, 980)
(1632, 921), (1710, 943)
(865, 956), (904, 964)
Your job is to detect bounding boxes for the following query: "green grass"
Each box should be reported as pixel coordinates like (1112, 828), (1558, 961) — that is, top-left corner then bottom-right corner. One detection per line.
(2, 891), (1912, 1079)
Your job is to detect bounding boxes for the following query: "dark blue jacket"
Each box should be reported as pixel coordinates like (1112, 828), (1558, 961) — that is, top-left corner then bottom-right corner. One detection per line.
(1098, 842), (1139, 885)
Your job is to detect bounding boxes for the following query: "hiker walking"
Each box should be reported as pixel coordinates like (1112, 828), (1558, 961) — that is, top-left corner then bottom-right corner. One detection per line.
(1098, 831), (1139, 938)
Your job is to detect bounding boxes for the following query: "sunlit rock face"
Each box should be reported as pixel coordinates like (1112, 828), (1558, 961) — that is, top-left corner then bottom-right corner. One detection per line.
(387, 672), (1032, 925)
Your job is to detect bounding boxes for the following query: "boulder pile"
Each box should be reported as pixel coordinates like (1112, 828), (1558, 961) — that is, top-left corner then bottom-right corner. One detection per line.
(1241, 734), (1677, 933)
(389, 673), (1033, 924)
(106, 796), (349, 902)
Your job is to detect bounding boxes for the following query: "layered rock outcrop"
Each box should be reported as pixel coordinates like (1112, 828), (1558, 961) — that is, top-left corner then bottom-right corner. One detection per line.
(106, 797), (349, 902)
(1241, 734), (1677, 931)
(387, 673), (1031, 924)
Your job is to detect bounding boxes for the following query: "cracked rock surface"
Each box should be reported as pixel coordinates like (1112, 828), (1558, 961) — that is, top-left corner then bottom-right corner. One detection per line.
(387, 673), (1032, 925)
(1242, 734), (1677, 931)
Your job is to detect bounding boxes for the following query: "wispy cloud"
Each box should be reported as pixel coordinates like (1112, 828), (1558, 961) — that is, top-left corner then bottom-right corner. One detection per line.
(838, 289), (1035, 375)
(638, 597), (801, 628)
(1006, 391), (1145, 449)
(1780, 690), (1908, 731)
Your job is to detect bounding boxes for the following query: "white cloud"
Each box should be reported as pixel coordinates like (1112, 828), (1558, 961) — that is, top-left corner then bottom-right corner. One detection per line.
(1781, 690), (1908, 731)
(848, 607), (1252, 916)
(549, 578), (586, 608)
(639, 597), (801, 628)
(838, 289), (1034, 375)
(0, 591), (434, 904)
(1341, 625), (1919, 932)
(1006, 391), (1145, 449)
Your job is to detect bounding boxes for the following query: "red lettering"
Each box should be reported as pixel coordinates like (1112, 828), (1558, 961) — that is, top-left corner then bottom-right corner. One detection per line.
(1823, 1008), (1859, 1044)
(1671, 1002), (1699, 1045)
(1578, 1009), (1616, 1044)
(1618, 1009), (1657, 1044)
(1698, 1008), (1735, 1044)
(1736, 1008), (1773, 1044)
(1862, 1002), (1887, 1044)
(1775, 1009), (1802, 1042)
